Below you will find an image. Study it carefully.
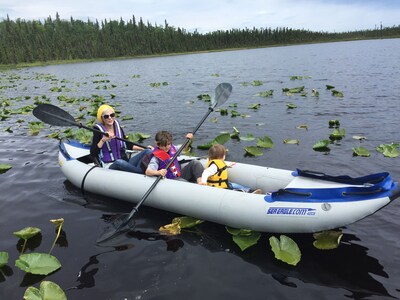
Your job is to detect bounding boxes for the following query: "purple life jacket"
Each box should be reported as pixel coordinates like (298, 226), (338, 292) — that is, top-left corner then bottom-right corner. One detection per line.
(95, 120), (126, 163)
(152, 145), (181, 179)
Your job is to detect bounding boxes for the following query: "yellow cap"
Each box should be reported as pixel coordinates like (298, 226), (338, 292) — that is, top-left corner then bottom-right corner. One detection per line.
(97, 105), (114, 123)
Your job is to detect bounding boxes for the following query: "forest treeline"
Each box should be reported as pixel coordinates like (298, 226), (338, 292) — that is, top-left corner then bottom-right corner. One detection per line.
(1, 13), (399, 65)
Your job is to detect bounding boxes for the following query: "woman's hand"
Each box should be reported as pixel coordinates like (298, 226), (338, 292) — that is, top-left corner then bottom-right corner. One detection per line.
(101, 132), (114, 142)
(186, 133), (193, 139)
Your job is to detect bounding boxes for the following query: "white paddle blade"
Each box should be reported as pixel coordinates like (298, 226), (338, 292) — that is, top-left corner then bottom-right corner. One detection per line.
(212, 83), (232, 108)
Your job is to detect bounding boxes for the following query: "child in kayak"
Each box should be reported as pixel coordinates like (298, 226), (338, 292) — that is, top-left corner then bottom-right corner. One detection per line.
(144, 130), (204, 184)
(200, 144), (262, 193)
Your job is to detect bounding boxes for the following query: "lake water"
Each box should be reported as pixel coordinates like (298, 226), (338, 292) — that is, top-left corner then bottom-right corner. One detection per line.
(1, 38), (400, 299)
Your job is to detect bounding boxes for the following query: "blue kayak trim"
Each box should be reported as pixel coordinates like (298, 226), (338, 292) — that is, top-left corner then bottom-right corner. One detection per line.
(292, 169), (390, 185)
(59, 139), (90, 161)
(265, 172), (398, 203)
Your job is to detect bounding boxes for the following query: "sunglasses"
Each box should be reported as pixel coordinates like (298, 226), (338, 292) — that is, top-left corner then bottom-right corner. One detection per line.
(102, 113), (115, 120)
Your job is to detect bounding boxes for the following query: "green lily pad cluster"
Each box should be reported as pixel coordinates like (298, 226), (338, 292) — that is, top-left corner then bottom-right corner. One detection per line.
(160, 215), (343, 266)
(1, 219), (67, 299)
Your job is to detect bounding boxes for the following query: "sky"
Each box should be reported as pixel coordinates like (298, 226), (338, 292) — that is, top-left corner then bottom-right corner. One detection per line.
(1, 0), (399, 33)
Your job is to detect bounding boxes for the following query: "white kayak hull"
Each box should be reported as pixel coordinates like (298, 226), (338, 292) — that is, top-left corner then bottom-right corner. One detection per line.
(58, 140), (399, 233)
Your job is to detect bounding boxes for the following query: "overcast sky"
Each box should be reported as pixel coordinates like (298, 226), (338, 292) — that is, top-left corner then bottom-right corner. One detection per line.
(1, 0), (399, 33)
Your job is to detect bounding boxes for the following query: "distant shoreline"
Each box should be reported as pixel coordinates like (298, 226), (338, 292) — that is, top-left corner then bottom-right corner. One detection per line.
(1, 36), (399, 70)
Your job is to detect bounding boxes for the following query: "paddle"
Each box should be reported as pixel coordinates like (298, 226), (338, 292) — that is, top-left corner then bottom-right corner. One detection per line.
(32, 103), (147, 149)
(96, 82), (233, 244)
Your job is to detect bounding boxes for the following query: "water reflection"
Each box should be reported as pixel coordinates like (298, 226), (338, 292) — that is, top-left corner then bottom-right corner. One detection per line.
(64, 183), (393, 299)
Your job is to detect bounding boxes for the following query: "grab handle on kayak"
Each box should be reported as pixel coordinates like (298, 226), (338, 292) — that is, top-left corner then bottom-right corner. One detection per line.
(278, 189), (312, 197)
(342, 188), (383, 196)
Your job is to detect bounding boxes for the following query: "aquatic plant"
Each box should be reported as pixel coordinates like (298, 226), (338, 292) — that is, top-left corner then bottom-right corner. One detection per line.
(13, 227), (41, 254)
(23, 281), (67, 300)
(257, 90), (274, 97)
(15, 253), (61, 275)
(248, 103), (261, 110)
(329, 128), (346, 141)
(159, 216), (204, 235)
(251, 80), (263, 86)
(313, 231), (343, 250)
(296, 124), (308, 130)
(0, 163), (12, 174)
(49, 218), (64, 254)
(283, 139), (300, 145)
(332, 90), (344, 97)
(244, 146), (263, 156)
(313, 140), (330, 152)
(352, 135), (367, 141)
(282, 86), (304, 93)
(197, 133), (230, 150)
(376, 143), (400, 158)
(240, 134), (255, 141)
(286, 103), (297, 109)
(226, 227), (261, 251)
(329, 119), (340, 128)
(197, 93), (211, 101)
(269, 235), (301, 266)
(352, 146), (370, 157)
(257, 136), (274, 148)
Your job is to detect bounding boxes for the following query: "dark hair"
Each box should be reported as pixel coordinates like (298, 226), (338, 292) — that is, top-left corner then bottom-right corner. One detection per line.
(155, 131), (173, 147)
(208, 144), (226, 160)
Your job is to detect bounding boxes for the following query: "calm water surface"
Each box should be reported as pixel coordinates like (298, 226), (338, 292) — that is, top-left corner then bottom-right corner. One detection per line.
(1, 39), (400, 299)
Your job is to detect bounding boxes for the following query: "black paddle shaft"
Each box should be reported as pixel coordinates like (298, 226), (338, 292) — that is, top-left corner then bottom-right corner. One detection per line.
(127, 106), (215, 220)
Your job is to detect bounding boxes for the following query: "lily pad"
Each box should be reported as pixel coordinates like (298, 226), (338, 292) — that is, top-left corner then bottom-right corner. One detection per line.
(50, 218), (64, 228)
(226, 227), (261, 251)
(329, 120), (340, 128)
(352, 135), (366, 141)
(244, 146), (263, 156)
(197, 133), (230, 150)
(172, 216), (204, 228)
(240, 134), (255, 141)
(352, 146), (370, 157)
(15, 253), (61, 275)
(269, 235), (301, 266)
(257, 90), (274, 97)
(332, 90), (344, 97)
(159, 222), (181, 235)
(230, 127), (240, 139)
(248, 103), (261, 110)
(13, 227), (41, 240)
(313, 140), (330, 152)
(282, 86), (304, 93)
(0, 163), (12, 174)
(329, 128), (346, 141)
(376, 143), (400, 158)
(0, 252), (9, 268)
(313, 231), (343, 250)
(296, 124), (308, 130)
(286, 103), (297, 109)
(24, 281), (67, 300)
(283, 139), (300, 145)
(257, 136), (274, 148)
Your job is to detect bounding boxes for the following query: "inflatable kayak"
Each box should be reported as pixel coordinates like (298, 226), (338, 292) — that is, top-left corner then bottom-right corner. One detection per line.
(58, 139), (400, 233)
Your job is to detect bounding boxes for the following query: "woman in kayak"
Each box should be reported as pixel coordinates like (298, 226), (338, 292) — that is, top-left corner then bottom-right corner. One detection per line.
(90, 104), (152, 173)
